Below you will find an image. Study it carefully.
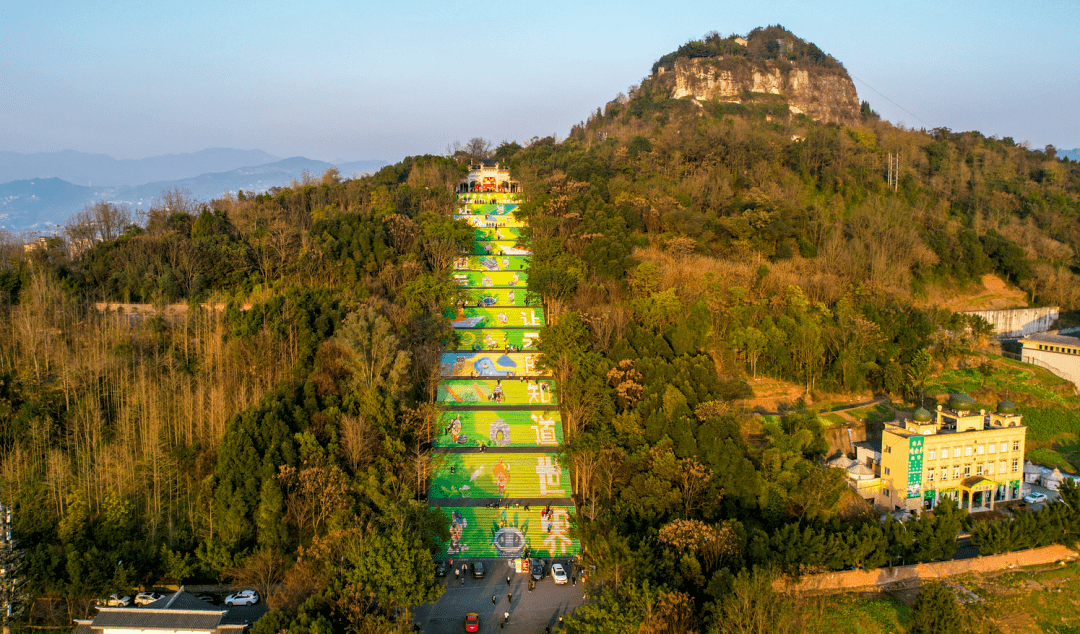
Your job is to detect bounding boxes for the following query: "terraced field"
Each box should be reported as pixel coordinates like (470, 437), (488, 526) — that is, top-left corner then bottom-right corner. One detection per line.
(430, 192), (579, 560)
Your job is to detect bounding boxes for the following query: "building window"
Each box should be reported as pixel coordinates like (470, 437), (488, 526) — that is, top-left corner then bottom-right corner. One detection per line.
(977, 444), (985, 455)
(928, 470), (935, 482)
(940, 467), (948, 481)
(883, 489), (890, 497)
(1000, 460), (1007, 473)
(928, 449), (936, 460)
(1013, 441), (1020, 451)
(965, 446), (973, 457)
(953, 465), (960, 479)
(987, 462), (994, 475)
(1012, 459), (1019, 472)
(1000, 442), (1008, 453)
(976, 463), (983, 476)
(885, 445), (891, 454)
(988, 442), (996, 454)
(964, 465), (971, 477)
(941, 448), (949, 459)
(884, 467), (891, 475)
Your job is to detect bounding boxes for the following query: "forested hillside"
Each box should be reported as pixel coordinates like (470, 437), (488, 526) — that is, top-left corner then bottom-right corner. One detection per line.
(0, 28), (1078, 634)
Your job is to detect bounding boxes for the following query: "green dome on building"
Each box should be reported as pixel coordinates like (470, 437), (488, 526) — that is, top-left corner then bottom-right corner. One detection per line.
(997, 400), (1017, 415)
(948, 393), (975, 411)
(913, 407), (933, 422)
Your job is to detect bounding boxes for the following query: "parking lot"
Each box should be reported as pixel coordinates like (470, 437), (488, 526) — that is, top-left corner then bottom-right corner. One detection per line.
(414, 558), (586, 633)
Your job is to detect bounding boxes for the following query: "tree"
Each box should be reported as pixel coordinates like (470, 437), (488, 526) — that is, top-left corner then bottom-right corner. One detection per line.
(906, 349), (933, 404)
(336, 306), (411, 398)
(711, 568), (794, 634)
(908, 583), (963, 634)
(732, 327), (766, 378)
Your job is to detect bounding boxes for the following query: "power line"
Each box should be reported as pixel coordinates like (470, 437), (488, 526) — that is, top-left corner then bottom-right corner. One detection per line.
(849, 73), (932, 129)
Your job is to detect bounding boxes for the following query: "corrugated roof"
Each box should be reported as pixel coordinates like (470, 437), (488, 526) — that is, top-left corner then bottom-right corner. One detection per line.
(1021, 332), (1080, 346)
(91, 593), (225, 632)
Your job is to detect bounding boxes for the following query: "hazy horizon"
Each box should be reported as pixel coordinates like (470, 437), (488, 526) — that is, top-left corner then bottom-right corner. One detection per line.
(3, 0), (1077, 164)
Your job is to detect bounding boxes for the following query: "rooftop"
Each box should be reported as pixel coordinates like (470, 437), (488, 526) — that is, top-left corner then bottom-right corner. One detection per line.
(1021, 332), (1080, 346)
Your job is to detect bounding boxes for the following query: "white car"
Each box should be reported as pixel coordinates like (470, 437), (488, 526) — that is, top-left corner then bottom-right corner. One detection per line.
(1024, 491), (1048, 504)
(224, 590), (259, 607)
(134, 592), (163, 606)
(100, 594), (132, 607)
(551, 563), (568, 585)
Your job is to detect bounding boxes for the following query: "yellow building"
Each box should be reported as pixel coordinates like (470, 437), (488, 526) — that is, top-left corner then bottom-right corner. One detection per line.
(876, 394), (1026, 513)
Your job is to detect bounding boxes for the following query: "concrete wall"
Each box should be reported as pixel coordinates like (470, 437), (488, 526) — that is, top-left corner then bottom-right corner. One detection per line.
(1021, 349), (1080, 392)
(777, 544), (1078, 593)
(964, 307), (1059, 338)
(965, 307), (1059, 338)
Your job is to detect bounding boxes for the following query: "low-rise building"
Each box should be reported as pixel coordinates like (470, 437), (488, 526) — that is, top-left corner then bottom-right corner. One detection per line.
(1019, 332), (1080, 389)
(876, 395), (1026, 513)
(74, 590), (249, 634)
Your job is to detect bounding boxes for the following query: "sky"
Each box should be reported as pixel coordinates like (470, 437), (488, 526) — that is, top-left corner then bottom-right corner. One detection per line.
(2, 0), (1077, 164)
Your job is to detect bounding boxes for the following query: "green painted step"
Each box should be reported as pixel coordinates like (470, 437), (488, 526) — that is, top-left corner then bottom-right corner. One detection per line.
(462, 288), (533, 307)
(437, 410), (562, 448)
(466, 240), (530, 255)
(459, 194), (520, 205)
(439, 352), (546, 378)
(453, 255), (529, 272)
(474, 227), (524, 240)
(450, 328), (539, 351)
(446, 306), (544, 328)
(452, 270), (528, 288)
(459, 203), (519, 215)
(436, 505), (579, 558)
(437, 379), (556, 406)
(431, 453), (571, 500)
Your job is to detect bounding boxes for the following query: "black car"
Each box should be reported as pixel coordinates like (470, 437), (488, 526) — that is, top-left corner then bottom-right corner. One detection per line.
(434, 561), (447, 577)
(530, 558), (546, 581)
(471, 562), (485, 579)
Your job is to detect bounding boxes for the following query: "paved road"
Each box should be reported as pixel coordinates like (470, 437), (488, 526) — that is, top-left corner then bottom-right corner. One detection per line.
(414, 559), (586, 633)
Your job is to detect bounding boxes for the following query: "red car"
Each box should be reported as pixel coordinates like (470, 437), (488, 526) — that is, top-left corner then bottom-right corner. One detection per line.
(464, 612), (480, 632)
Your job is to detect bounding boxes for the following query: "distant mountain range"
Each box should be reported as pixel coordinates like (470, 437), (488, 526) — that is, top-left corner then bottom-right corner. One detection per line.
(1061, 148), (1080, 162)
(0, 150), (388, 232)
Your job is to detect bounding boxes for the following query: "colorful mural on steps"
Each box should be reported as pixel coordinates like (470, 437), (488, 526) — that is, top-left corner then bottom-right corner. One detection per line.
(436, 410), (563, 448)
(444, 507), (579, 558)
(431, 453), (571, 500)
(466, 240), (530, 256)
(452, 270), (528, 288)
(436, 379), (557, 406)
(454, 255), (529, 272)
(431, 187), (576, 559)
(437, 352), (548, 378)
(445, 306), (545, 328)
(451, 329), (539, 351)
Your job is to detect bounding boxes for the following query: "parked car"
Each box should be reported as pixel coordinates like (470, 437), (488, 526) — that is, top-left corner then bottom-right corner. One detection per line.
(464, 612), (480, 633)
(1024, 491), (1048, 504)
(99, 594), (132, 607)
(551, 563), (568, 585)
(530, 558), (546, 581)
(471, 561), (485, 579)
(224, 590), (259, 607)
(134, 592), (163, 606)
(434, 561), (447, 577)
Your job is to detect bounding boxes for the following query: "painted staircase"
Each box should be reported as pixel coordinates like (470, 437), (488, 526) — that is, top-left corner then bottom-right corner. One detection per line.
(430, 192), (579, 559)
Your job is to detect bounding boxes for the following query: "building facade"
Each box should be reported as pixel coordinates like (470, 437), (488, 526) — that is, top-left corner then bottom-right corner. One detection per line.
(459, 161), (519, 193)
(1019, 332), (1080, 389)
(876, 395), (1026, 513)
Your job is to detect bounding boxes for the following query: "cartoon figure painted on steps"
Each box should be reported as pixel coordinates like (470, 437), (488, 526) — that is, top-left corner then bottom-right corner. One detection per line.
(448, 510), (469, 554)
(493, 457), (510, 495)
(449, 414), (462, 443)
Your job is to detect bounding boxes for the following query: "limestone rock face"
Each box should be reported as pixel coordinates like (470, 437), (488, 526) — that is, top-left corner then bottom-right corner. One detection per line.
(667, 57), (860, 125)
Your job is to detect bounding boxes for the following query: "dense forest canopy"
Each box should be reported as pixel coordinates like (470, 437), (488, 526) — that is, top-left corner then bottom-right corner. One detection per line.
(0, 27), (1079, 634)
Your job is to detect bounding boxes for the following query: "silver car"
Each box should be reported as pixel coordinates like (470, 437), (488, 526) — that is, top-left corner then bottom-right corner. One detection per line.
(224, 590), (259, 607)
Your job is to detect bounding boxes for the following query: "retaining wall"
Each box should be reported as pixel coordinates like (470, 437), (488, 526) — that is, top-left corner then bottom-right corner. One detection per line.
(777, 544), (1078, 593)
(964, 307), (1059, 338)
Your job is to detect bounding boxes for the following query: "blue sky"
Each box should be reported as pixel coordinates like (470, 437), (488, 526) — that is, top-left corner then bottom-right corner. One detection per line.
(2, 0), (1077, 163)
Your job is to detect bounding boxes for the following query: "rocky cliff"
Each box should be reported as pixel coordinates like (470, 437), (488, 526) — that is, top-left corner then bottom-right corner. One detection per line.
(658, 56), (861, 125)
